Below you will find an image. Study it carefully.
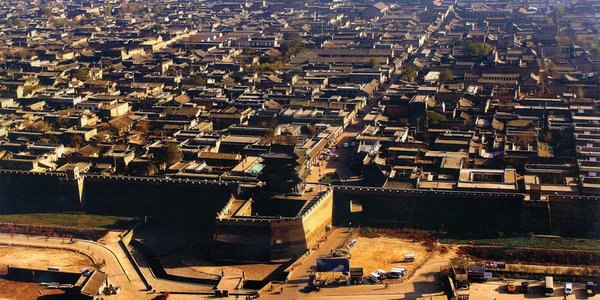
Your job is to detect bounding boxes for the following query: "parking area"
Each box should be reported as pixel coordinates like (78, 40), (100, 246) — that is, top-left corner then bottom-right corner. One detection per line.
(470, 280), (598, 299)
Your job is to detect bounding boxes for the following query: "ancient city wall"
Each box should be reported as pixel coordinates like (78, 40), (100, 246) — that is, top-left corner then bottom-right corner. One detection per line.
(548, 195), (600, 237)
(81, 175), (235, 217)
(334, 186), (600, 237)
(0, 171), (599, 238)
(334, 187), (525, 236)
(0, 170), (81, 213)
(0, 171), (236, 219)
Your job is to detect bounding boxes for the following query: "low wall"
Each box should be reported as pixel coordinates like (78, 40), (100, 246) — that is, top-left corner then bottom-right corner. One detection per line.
(0, 223), (106, 240)
(460, 245), (600, 266)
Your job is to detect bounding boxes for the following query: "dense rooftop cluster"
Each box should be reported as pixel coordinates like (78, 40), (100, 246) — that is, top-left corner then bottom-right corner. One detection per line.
(0, 0), (598, 197)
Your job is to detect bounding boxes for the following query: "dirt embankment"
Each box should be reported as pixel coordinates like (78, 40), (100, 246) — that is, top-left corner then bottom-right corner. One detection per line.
(0, 223), (107, 240)
(459, 245), (600, 266)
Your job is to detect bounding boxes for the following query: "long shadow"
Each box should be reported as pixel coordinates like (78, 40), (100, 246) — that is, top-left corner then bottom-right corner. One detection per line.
(402, 279), (447, 300)
(129, 239), (219, 286)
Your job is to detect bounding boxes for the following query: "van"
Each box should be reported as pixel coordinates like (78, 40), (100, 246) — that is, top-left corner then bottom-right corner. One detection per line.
(388, 267), (406, 279)
(376, 269), (387, 280)
(565, 282), (573, 295)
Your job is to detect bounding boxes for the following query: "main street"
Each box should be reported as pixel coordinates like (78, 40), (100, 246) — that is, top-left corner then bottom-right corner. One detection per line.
(305, 77), (391, 184)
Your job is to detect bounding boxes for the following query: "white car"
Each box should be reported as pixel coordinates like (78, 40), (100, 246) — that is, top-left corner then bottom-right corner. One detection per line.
(343, 143), (349, 148)
(565, 282), (573, 295)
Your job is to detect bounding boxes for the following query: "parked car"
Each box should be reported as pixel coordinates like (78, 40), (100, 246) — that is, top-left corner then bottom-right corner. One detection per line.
(565, 282), (573, 295)
(403, 254), (415, 262)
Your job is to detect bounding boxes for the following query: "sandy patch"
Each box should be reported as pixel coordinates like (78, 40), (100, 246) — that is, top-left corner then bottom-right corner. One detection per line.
(349, 236), (431, 276)
(0, 245), (93, 274)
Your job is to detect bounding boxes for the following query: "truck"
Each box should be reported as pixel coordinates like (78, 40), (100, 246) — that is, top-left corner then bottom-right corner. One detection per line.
(587, 282), (597, 296)
(451, 263), (469, 289)
(544, 276), (554, 297)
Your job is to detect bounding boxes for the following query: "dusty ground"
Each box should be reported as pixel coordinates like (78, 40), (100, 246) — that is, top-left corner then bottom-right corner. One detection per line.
(0, 278), (64, 300)
(0, 246), (93, 300)
(349, 235), (432, 276)
(0, 245), (93, 273)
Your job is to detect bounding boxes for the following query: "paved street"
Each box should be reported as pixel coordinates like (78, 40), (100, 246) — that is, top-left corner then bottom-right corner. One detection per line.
(306, 87), (385, 184)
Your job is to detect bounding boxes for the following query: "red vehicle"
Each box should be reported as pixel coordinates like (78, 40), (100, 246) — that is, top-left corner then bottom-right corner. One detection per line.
(507, 282), (516, 293)
(155, 292), (170, 300)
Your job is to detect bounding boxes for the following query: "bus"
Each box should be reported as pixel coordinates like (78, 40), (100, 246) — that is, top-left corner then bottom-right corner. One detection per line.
(544, 276), (554, 297)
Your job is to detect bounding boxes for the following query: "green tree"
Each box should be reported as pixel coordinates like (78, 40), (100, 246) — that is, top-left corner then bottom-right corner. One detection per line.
(142, 162), (158, 175)
(162, 107), (174, 116)
(368, 58), (380, 68)
(73, 68), (89, 81)
(159, 143), (182, 165)
(104, 4), (113, 16)
(426, 110), (447, 127)
(402, 65), (418, 82)
(70, 135), (84, 149)
(189, 75), (206, 86)
(153, 4), (166, 14)
(29, 121), (51, 132)
(152, 24), (166, 32)
(465, 43), (494, 57)
(245, 61), (283, 75)
(440, 68), (454, 81)
(135, 120), (150, 133)
(7, 19), (26, 28)
(554, 5), (565, 17)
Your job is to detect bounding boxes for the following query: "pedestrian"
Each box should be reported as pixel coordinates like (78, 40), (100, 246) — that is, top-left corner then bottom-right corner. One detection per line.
(280, 286), (283, 294)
